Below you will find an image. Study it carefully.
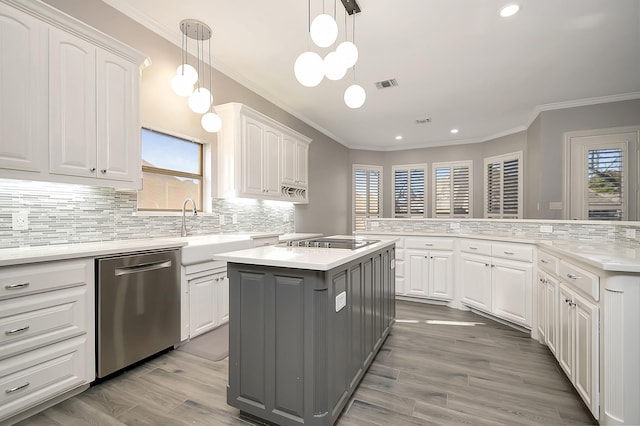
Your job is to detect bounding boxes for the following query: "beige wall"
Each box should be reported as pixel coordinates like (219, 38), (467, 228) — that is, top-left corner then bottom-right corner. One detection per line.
(44, 0), (351, 236)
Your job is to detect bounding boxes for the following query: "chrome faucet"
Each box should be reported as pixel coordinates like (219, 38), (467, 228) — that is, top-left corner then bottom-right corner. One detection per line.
(181, 198), (198, 237)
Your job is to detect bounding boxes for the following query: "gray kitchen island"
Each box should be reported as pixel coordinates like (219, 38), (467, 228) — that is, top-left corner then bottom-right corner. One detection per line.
(214, 236), (397, 426)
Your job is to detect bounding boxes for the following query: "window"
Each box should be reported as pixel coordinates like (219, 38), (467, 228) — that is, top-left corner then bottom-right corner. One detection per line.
(137, 128), (203, 211)
(484, 152), (522, 218)
(566, 128), (639, 221)
(353, 165), (383, 231)
(432, 161), (473, 217)
(392, 164), (426, 218)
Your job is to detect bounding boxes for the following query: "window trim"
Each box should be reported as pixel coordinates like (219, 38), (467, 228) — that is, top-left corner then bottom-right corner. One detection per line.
(391, 164), (427, 218)
(138, 126), (208, 213)
(432, 160), (473, 218)
(483, 151), (523, 219)
(563, 126), (640, 221)
(352, 164), (383, 232)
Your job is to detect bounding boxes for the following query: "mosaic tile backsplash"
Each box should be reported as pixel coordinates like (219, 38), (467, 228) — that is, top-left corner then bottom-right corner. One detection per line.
(364, 218), (640, 248)
(0, 179), (294, 249)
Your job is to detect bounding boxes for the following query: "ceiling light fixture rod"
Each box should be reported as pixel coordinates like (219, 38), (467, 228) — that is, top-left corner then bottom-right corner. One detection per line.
(340, 0), (361, 16)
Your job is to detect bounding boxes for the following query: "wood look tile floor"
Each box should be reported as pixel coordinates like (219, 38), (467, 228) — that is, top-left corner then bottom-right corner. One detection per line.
(16, 301), (596, 425)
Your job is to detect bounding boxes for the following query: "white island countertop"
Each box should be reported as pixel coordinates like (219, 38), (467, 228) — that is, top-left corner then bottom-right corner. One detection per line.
(214, 236), (398, 271)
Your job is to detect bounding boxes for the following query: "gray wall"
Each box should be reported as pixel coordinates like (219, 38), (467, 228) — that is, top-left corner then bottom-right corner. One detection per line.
(43, 0), (350, 237)
(350, 132), (527, 219)
(536, 99), (640, 219)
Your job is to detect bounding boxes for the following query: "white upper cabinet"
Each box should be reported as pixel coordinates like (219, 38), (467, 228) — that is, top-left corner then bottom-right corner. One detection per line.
(0, 0), (146, 189)
(216, 102), (311, 203)
(0, 3), (46, 174)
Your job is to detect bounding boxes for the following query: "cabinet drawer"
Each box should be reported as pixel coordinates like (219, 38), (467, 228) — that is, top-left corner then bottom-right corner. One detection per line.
(559, 260), (599, 301)
(252, 236), (279, 247)
(492, 243), (533, 263)
(459, 240), (492, 256)
(0, 336), (87, 422)
(404, 237), (454, 250)
(537, 251), (559, 274)
(0, 287), (87, 360)
(0, 260), (90, 300)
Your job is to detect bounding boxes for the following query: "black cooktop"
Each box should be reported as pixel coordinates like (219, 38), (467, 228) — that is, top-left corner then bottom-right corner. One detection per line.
(285, 237), (379, 250)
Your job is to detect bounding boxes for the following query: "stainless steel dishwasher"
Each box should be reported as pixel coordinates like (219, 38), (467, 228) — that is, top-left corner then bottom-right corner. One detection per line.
(96, 249), (180, 378)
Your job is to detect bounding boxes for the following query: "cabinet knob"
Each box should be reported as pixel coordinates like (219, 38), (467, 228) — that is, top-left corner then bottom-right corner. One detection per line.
(101, 169), (107, 174)
(90, 167), (96, 172)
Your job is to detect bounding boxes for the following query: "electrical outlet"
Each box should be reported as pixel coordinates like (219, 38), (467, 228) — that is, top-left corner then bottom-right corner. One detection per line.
(283, 213), (289, 222)
(626, 228), (636, 239)
(232, 214), (238, 224)
(12, 212), (28, 231)
(450, 222), (461, 230)
(219, 215), (225, 225)
(539, 225), (553, 234)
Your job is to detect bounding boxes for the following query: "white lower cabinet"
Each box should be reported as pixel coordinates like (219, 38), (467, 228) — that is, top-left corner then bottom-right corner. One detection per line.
(558, 283), (599, 419)
(544, 273), (559, 356)
(403, 237), (454, 301)
(0, 259), (94, 423)
(186, 266), (229, 339)
(459, 240), (533, 328)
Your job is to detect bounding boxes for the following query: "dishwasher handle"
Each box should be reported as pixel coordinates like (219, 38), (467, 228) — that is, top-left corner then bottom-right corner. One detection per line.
(114, 260), (173, 276)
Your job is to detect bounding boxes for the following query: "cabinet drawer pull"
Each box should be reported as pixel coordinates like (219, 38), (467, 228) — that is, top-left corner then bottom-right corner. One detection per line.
(5, 382), (29, 394)
(469, 246), (478, 250)
(568, 301), (576, 307)
(100, 169), (107, 174)
(424, 243), (433, 246)
(566, 273), (580, 280)
(503, 251), (515, 255)
(565, 298), (572, 303)
(5, 325), (30, 335)
(540, 259), (550, 264)
(5, 282), (30, 290)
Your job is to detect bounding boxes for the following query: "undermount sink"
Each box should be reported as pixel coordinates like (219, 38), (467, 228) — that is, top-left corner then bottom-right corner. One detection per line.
(176, 234), (254, 265)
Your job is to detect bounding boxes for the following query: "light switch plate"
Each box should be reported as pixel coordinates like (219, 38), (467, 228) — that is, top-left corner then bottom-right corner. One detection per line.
(370, 221), (379, 228)
(283, 213), (289, 222)
(219, 215), (225, 225)
(232, 214), (238, 224)
(450, 222), (461, 230)
(626, 228), (636, 239)
(549, 202), (563, 210)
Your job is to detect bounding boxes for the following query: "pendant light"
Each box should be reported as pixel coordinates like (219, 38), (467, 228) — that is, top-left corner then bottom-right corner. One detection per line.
(171, 20), (221, 132)
(336, 9), (358, 69)
(310, 0), (338, 48)
(323, 1), (347, 80)
(344, 12), (365, 108)
(294, 0), (324, 87)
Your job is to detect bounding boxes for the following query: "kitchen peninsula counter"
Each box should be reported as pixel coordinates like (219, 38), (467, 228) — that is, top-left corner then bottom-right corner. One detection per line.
(217, 236), (396, 426)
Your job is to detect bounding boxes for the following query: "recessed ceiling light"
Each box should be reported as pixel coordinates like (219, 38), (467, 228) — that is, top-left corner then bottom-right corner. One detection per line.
(499, 3), (520, 18)
(450, 129), (459, 134)
(395, 135), (403, 140)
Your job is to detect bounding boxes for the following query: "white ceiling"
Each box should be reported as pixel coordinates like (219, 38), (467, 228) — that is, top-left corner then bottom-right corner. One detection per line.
(102, 0), (640, 151)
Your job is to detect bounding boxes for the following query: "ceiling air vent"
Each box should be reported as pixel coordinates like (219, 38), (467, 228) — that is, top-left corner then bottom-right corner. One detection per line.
(374, 78), (398, 89)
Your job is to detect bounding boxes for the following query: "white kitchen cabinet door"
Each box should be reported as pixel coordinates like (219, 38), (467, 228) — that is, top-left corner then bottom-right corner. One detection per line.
(189, 275), (218, 338)
(429, 251), (454, 300)
(96, 49), (139, 184)
(491, 258), (532, 327)
(242, 115), (264, 196)
(295, 139), (309, 186)
(545, 275), (559, 356)
(48, 28), (97, 179)
(405, 249), (429, 297)
(281, 135), (296, 185)
(573, 292), (599, 418)
(263, 125), (281, 196)
(536, 273), (547, 343)
(460, 253), (492, 311)
(558, 284), (575, 380)
(0, 4), (46, 174)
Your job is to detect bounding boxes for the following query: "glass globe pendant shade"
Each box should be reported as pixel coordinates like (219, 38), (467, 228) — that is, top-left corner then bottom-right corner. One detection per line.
(324, 51), (347, 81)
(294, 51), (324, 87)
(188, 87), (212, 114)
(336, 41), (358, 68)
(176, 64), (198, 85)
(201, 111), (222, 133)
(310, 14), (338, 48)
(344, 84), (366, 108)
(171, 74), (194, 97)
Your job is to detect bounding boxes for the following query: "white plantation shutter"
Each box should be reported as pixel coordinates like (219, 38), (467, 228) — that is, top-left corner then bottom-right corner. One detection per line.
(484, 152), (522, 218)
(353, 165), (383, 231)
(433, 161), (472, 217)
(586, 145), (625, 220)
(392, 165), (426, 217)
